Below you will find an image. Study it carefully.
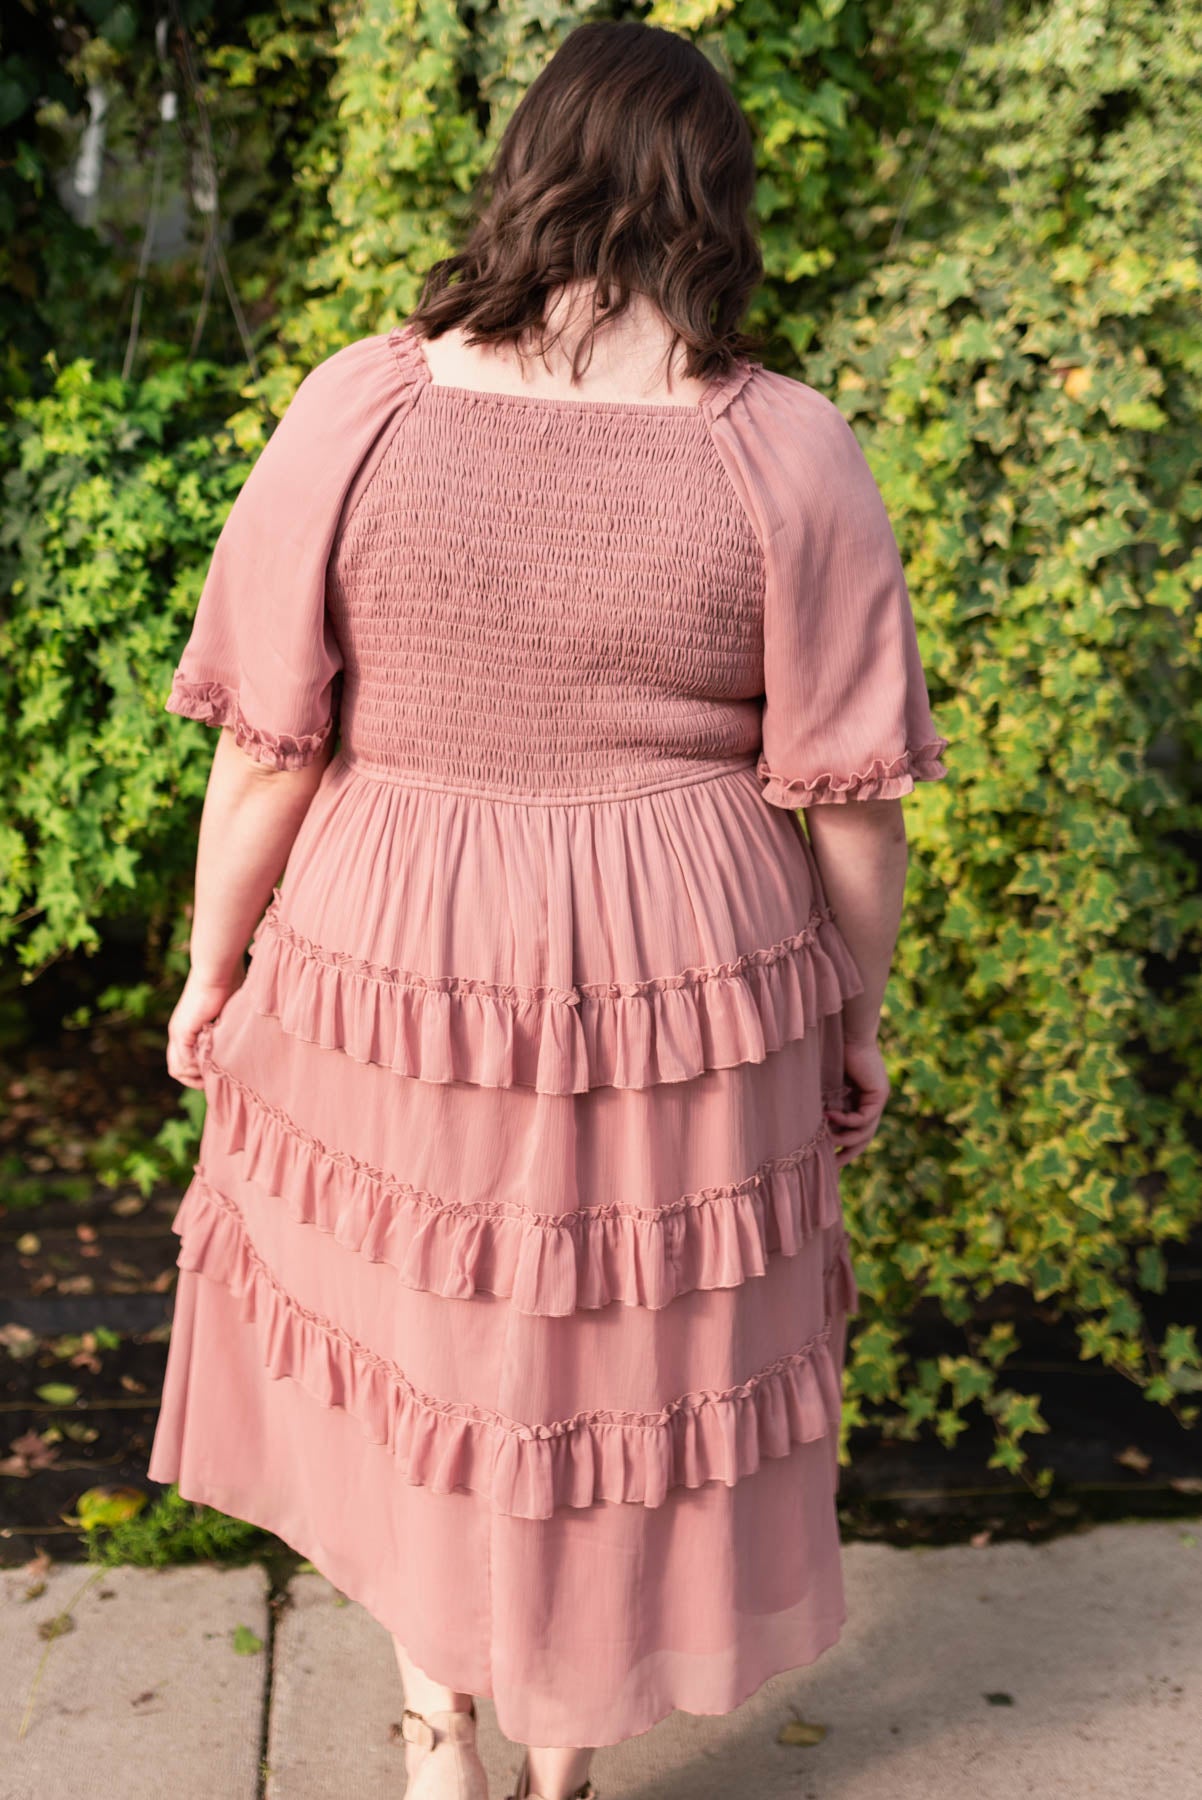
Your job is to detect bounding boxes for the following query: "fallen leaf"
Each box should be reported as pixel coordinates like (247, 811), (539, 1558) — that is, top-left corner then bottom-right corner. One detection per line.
(23, 1548), (53, 1584)
(2, 1431), (61, 1476)
(35, 1383), (79, 1408)
(61, 1421), (100, 1444)
(777, 1715), (827, 1747)
(232, 1624), (263, 1656)
(75, 1487), (148, 1533)
(1116, 1445), (1151, 1473)
(0, 1324), (37, 1357)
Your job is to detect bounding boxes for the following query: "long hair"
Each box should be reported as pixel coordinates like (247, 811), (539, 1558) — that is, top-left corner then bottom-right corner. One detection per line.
(407, 21), (765, 383)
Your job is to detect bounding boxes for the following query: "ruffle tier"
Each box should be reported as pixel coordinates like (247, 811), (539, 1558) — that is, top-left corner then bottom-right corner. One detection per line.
(169, 1168), (858, 1520)
(197, 1030), (847, 1317)
(235, 755), (864, 1095)
(756, 736), (950, 808)
(245, 890), (860, 1096)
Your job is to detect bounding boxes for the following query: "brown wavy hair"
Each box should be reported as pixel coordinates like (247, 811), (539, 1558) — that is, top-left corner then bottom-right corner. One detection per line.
(406, 20), (765, 384)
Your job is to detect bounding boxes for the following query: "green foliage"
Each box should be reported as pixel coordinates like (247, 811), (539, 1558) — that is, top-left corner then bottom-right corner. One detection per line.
(805, 0), (1202, 1480)
(0, 2), (342, 401)
(0, 344), (261, 977)
(85, 1483), (274, 1566)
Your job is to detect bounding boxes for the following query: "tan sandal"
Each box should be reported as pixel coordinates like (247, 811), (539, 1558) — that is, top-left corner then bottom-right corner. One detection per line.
(505, 1751), (597, 1800)
(400, 1697), (489, 1800)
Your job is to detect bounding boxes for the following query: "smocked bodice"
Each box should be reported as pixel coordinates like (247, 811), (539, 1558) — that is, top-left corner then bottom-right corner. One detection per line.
(326, 334), (767, 801)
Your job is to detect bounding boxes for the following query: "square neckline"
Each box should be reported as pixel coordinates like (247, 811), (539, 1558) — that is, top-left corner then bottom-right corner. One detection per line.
(397, 322), (749, 419)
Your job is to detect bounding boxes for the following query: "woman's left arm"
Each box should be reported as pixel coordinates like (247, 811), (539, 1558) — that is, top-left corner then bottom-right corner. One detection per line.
(166, 730), (333, 1089)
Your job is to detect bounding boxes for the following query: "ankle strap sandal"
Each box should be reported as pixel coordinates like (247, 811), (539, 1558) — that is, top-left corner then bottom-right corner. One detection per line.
(400, 1698), (488, 1800)
(400, 1697), (480, 1749)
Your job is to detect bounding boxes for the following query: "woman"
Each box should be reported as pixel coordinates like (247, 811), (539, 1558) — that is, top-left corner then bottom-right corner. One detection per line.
(148, 18), (948, 1800)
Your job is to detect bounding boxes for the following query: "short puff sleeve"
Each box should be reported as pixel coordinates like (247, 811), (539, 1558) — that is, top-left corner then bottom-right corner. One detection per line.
(165, 333), (401, 770)
(711, 368), (949, 808)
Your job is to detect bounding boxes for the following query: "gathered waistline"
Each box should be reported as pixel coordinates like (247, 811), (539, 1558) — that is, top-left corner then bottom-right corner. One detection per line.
(334, 750), (762, 807)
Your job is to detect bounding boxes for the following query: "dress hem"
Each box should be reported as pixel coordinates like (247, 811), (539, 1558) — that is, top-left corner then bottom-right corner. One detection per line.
(149, 1458), (849, 1750)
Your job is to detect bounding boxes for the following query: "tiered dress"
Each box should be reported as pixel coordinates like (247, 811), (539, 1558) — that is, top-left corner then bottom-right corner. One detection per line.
(147, 319), (949, 1749)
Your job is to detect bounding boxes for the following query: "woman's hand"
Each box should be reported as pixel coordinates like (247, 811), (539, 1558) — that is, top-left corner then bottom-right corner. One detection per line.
(166, 967), (243, 1090)
(825, 1035), (891, 1164)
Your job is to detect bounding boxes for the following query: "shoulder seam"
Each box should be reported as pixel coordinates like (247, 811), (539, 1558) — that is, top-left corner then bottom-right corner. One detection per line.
(335, 404), (417, 553)
(386, 320), (432, 393)
(333, 332), (429, 550)
(702, 358), (759, 423)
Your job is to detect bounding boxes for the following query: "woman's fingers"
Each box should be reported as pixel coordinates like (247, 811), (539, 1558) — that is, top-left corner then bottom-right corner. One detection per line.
(833, 1140), (866, 1163)
(166, 1032), (206, 1089)
(166, 969), (240, 1089)
(166, 1011), (217, 1089)
(826, 1097), (886, 1161)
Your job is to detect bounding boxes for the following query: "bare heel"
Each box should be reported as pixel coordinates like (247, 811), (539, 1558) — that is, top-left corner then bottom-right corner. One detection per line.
(504, 1752), (597, 1800)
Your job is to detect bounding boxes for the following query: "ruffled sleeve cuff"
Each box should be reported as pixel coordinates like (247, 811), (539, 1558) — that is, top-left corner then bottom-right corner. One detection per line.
(756, 737), (950, 808)
(165, 672), (336, 772)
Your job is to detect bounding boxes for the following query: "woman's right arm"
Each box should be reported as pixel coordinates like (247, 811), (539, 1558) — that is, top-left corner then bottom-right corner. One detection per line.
(711, 369), (950, 1153)
(806, 798), (910, 1162)
(807, 798), (909, 1046)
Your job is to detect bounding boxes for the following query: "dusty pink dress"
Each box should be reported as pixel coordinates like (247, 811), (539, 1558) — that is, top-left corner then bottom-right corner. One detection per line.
(147, 320), (948, 1748)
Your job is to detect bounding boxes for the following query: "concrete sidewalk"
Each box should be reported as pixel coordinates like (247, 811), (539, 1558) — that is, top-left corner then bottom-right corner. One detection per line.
(2, 1521), (1198, 1800)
